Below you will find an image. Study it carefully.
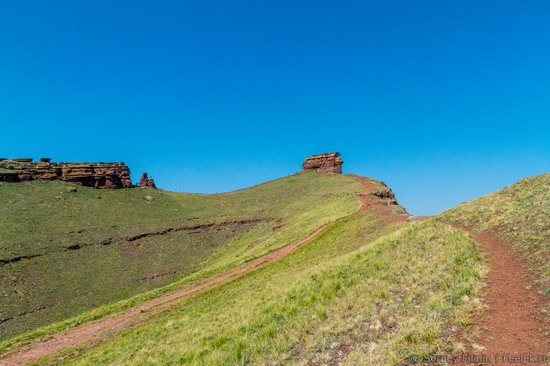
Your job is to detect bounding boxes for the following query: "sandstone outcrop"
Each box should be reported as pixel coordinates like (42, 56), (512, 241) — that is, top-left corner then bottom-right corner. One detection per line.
(0, 159), (132, 189)
(138, 173), (156, 189)
(302, 152), (343, 174)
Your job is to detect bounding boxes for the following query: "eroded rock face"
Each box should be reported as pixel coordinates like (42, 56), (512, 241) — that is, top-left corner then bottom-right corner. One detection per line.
(61, 163), (132, 188)
(138, 173), (156, 189)
(302, 152), (343, 174)
(0, 160), (132, 189)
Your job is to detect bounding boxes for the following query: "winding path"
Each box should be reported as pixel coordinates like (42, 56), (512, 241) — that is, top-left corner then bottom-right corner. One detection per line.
(7, 176), (545, 365)
(0, 224), (334, 365)
(450, 225), (549, 364)
(0, 175), (394, 365)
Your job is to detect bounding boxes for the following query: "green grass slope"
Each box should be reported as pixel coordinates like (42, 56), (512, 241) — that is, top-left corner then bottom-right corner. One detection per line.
(0, 172), (362, 340)
(440, 173), (550, 296)
(49, 215), (484, 366)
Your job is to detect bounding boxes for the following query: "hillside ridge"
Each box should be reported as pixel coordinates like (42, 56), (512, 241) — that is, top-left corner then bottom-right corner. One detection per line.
(2, 154), (547, 364)
(0, 173), (404, 365)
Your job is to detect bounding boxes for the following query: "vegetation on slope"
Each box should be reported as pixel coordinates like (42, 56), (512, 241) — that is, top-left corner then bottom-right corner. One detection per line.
(440, 173), (550, 296)
(0, 172), (362, 340)
(49, 216), (484, 366)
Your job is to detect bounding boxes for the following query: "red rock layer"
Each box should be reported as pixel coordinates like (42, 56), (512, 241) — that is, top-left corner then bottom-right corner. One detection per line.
(302, 152), (343, 174)
(138, 173), (156, 188)
(0, 160), (132, 189)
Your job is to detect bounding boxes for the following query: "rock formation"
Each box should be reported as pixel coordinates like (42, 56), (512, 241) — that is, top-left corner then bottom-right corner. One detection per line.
(302, 152), (343, 174)
(0, 159), (132, 189)
(138, 173), (156, 189)
(61, 163), (132, 189)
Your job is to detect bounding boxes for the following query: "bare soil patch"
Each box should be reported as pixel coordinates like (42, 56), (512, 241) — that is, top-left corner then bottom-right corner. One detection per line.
(347, 174), (410, 223)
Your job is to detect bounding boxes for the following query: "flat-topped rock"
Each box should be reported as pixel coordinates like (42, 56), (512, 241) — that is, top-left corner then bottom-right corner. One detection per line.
(302, 152), (343, 174)
(60, 162), (132, 189)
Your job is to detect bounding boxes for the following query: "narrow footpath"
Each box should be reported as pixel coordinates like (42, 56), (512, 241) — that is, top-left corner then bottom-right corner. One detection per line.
(450, 224), (549, 365)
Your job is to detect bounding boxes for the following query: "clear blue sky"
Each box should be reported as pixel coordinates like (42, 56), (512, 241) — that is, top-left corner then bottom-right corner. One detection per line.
(1, 1), (549, 215)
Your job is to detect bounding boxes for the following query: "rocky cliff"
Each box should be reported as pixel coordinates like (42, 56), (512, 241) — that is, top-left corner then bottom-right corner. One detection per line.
(302, 152), (343, 174)
(0, 159), (132, 189)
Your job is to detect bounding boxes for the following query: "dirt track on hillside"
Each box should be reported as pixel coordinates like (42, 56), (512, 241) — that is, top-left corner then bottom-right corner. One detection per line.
(0, 224), (332, 366)
(450, 225), (549, 365)
(347, 174), (410, 224)
(0, 175), (394, 365)
(4, 176), (547, 365)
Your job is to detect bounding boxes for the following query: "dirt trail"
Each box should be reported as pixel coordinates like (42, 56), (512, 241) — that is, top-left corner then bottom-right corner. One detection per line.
(0, 224), (331, 366)
(0, 175), (392, 366)
(347, 174), (410, 224)
(450, 224), (549, 364)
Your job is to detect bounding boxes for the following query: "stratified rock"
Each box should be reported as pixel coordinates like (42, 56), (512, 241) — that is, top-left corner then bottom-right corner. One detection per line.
(138, 173), (156, 189)
(0, 159), (132, 189)
(302, 152), (343, 174)
(60, 163), (132, 189)
(0, 171), (21, 182)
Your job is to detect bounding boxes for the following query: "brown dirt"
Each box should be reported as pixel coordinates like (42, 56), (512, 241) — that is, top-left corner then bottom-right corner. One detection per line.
(449, 224), (550, 365)
(347, 174), (410, 224)
(0, 174), (393, 365)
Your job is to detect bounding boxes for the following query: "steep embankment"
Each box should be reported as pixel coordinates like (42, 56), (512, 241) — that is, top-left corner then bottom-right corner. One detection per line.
(0, 172), (362, 341)
(0, 176), (488, 365)
(440, 173), (550, 358)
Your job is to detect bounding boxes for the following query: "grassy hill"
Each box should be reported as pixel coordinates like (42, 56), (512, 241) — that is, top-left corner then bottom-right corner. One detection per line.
(16, 173), (488, 365)
(6, 171), (549, 365)
(44, 216), (483, 365)
(441, 173), (550, 296)
(0, 172), (362, 340)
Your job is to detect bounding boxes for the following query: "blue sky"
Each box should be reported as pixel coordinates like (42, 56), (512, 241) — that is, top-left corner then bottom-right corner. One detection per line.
(1, 1), (549, 215)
